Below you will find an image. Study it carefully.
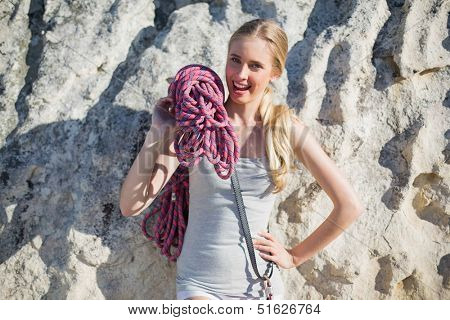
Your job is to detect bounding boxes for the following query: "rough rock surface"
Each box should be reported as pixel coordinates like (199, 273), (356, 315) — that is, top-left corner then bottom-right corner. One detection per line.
(0, 0), (449, 299)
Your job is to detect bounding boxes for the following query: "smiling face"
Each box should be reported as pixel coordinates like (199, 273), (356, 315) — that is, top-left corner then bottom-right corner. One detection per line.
(225, 36), (279, 106)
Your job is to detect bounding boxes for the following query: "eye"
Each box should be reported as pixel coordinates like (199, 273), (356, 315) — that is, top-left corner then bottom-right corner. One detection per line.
(229, 58), (261, 69)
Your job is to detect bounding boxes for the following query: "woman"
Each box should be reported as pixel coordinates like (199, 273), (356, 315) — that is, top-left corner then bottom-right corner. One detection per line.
(119, 18), (363, 300)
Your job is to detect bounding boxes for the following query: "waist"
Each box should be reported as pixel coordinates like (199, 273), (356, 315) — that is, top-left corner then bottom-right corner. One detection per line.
(177, 237), (274, 279)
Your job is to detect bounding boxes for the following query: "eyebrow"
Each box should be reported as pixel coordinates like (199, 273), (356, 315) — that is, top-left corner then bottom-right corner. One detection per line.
(230, 53), (266, 67)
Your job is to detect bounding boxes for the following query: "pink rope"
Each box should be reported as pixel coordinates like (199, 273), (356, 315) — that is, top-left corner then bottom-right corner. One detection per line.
(141, 64), (240, 262)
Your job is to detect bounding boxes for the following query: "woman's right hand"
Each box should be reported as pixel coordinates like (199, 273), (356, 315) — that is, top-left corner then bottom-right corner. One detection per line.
(150, 96), (177, 137)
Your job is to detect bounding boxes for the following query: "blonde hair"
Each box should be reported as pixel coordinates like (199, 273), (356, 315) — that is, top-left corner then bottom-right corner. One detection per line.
(228, 18), (298, 193)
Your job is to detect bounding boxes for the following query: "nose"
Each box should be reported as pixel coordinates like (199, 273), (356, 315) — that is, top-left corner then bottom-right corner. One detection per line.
(236, 64), (249, 80)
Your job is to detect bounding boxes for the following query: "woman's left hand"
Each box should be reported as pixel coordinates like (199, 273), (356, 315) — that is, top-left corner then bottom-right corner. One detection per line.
(253, 231), (297, 269)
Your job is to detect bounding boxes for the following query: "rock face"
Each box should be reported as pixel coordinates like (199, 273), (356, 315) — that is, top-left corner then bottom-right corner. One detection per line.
(0, 0), (448, 300)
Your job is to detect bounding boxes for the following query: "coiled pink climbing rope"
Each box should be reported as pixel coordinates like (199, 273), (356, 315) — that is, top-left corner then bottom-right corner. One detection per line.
(141, 64), (240, 262)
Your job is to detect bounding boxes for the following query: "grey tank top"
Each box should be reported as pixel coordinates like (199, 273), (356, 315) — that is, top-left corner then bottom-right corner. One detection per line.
(176, 156), (285, 299)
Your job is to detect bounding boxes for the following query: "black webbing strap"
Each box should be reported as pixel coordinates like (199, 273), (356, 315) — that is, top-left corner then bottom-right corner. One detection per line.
(230, 169), (274, 282)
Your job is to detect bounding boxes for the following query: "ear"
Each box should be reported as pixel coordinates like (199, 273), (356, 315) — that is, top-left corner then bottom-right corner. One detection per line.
(270, 75), (279, 82)
(270, 71), (280, 82)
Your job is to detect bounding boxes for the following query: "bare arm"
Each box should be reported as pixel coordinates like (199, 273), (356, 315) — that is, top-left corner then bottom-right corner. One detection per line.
(287, 117), (364, 267)
(119, 126), (180, 217)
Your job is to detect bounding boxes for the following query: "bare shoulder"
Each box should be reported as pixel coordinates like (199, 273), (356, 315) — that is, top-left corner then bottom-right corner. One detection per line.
(289, 113), (312, 163)
(290, 113), (308, 132)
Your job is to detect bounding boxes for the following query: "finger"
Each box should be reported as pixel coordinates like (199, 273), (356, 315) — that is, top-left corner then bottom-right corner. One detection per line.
(158, 98), (173, 107)
(165, 100), (176, 113)
(155, 105), (170, 115)
(255, 244), (273, 254)
(156, 101), (174, 113)
(253, 238), (272, 246)
(257, 231), (274, 242)
(157, 97), (173, 104)
(259, 251), (276, 262)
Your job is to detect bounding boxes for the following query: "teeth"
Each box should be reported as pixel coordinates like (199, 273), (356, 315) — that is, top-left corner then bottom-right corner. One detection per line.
(234, 82), (250, 89)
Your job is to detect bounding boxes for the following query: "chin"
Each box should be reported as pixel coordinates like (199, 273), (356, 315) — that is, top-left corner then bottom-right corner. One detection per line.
(231, 96), (251, 105)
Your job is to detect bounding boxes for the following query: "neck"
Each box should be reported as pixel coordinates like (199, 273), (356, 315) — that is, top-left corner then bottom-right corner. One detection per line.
(224, 95), (263, 127)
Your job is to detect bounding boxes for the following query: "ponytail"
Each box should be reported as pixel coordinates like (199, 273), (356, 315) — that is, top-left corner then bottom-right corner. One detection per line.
(259, 86), (298, 193)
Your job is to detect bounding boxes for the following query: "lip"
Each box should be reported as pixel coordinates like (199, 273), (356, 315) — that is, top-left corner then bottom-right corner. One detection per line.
(231, 83), (249, 96)
(231, 81), (251, 96)
(233, 81), (250, 88)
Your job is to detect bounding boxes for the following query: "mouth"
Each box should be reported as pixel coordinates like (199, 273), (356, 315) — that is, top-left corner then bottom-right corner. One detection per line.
(232, 81), (251, 94)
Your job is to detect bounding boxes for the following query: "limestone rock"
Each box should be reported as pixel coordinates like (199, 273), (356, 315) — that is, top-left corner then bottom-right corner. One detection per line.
(0, 0), (449, 299)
